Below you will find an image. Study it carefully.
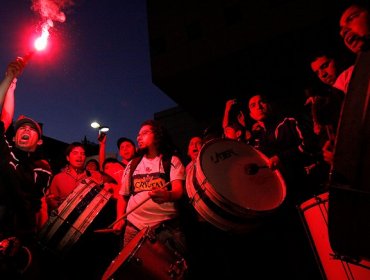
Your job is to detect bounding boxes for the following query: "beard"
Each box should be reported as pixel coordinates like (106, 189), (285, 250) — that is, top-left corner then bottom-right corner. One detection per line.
(137, 147), (148, 156)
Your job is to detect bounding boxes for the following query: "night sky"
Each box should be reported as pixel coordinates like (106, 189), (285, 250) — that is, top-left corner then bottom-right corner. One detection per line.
(0, 0), (177, 155)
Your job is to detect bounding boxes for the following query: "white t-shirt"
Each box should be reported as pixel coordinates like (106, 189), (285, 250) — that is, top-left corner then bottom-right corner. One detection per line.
(333, 65), (354, 94)
(119, 155), (185, 229)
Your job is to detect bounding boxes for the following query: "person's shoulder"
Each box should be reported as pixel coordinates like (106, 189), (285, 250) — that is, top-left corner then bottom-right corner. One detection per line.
(34, 159), (52, 173)
(170, 155), (185, 171)
(52, 168), (68, 179)
(171, 154), (182, 163)
(51, 171), (63, 179)
(338, 65), (354, 78)
(126, 156), (143, 171)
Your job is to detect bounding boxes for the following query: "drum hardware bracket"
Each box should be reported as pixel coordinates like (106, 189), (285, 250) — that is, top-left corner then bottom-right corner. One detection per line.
(50, 209), (59, 217)
(188, 181), (206, 205)
(244, 163), (268, 175)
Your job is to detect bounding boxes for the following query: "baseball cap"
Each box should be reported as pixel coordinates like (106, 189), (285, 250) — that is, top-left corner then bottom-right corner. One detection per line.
(116, 137), (135, 149)
(14, 115), (42, 138)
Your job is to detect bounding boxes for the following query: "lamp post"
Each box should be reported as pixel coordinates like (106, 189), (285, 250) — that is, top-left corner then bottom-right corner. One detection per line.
(91, 121), (110, 141)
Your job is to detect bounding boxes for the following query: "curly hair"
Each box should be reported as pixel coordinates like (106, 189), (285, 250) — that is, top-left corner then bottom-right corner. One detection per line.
(138, 120), (177, 157)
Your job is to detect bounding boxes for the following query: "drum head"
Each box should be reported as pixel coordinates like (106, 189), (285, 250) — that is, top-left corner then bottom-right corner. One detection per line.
(196, 138), (286, 212)
(38, 177), (112, 255)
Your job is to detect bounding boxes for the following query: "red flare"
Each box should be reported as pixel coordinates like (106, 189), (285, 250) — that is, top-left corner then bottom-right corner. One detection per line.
(21, 51), (35, 64)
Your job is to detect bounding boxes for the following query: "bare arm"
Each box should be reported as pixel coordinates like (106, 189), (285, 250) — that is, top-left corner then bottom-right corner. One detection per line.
(0, 58), (25, 128)
(1, 79), (16, 130)
(98, 133), (107, 170)
(222, 99), (235, 129)
(112, 194), (129, 234)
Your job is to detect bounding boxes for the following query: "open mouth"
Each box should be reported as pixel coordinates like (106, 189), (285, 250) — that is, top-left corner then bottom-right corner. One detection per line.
(21, 134), (30, 140)
(345, 33), (360, 46)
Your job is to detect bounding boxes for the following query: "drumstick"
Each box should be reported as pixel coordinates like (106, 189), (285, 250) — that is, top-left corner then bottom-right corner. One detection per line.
(94, 228), (116, 234)
(95, 181), (171, 232)
(108, 195), (152, 229)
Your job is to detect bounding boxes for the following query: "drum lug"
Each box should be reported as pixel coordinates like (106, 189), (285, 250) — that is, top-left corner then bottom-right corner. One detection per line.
(50, 209), (59, 217)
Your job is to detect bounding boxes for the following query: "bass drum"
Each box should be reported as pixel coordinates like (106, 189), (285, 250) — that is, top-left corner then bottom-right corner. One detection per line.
(102, 227), (187, 280)
(299, 192), (370, 280)
(38, 177), (112, 256)
(186, 138), (286, 233)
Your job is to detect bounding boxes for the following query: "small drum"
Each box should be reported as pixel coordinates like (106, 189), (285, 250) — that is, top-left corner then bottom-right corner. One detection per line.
(38, 177), (112, 255)
(186, 138), (286, 233)
(102, 227), (187, 280)
(299, 192), (370, 280)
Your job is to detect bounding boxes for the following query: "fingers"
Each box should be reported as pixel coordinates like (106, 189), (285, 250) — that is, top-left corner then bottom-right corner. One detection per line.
(149, 189), (170, 204)
(6, 58), (25, 79)
(322, 140), (333, 152)
(225, 99), (237, 110)
(112, 220), (125, 235)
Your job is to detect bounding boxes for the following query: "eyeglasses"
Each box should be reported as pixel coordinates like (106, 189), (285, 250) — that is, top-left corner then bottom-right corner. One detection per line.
(137, 130), (153, 138)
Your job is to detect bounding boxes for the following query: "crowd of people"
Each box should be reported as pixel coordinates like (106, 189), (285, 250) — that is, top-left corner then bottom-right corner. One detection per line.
(0, 2), (369, 280)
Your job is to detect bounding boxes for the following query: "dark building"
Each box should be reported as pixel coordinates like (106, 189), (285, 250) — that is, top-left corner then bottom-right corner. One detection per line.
(154, 106), (209, 163)
(147, 0), (353, 121)
(41, 135), (69, 174)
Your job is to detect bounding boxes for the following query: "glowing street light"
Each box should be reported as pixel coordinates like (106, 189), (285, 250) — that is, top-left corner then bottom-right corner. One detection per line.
(90, 121), (100, 129)
(99, 126), (110, 133)
(91, 121), (110, 139)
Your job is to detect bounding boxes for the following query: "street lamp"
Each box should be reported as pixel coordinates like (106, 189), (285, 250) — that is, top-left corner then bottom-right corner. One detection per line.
(91, 121), (110, 140)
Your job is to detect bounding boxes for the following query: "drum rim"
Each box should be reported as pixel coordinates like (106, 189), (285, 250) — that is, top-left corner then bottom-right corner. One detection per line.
(299, 192), (329, 212)
(186, 165), (261, 233)
(38, 178), (112, 255)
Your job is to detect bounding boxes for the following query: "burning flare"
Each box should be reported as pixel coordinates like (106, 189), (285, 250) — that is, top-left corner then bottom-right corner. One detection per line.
(34, 20), (52, 51)
(22, 0), (74, 63)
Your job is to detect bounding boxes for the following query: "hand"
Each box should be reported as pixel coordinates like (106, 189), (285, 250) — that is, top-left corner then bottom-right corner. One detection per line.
(5, 58), (25, 80)
(225, 99), (237, 112)
(149, 188), (172, 204)
(89, 170), (103, 183)
(304, 96), (314, 106)
(322, 140), (334, 165)
(237, 111), (245, 127)
(252, 122), (263, 132)
(45, 193), (61, 211)
(98, 132), (107, 143)
(112, 219), (125, 235)
(0, 237), (21, 257)
(268, 155), (280, 170)
(313, 122), (322, 135)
